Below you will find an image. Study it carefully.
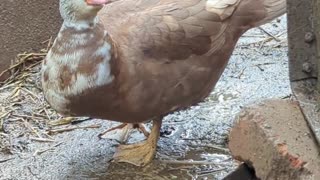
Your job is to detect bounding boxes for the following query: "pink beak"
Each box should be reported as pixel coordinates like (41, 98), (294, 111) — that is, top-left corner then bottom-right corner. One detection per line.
(86, 0), (112, 5)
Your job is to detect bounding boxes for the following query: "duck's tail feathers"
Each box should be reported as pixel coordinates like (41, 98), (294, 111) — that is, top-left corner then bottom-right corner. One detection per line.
(255, 0), (286, 26)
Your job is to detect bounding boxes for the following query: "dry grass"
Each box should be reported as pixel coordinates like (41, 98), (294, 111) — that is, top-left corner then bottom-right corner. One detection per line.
(0, 39), (99, 155)
(0, 39), (64, 154)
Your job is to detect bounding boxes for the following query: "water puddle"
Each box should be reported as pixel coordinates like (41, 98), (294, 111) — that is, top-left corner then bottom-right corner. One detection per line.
(87, 146), (235, 180)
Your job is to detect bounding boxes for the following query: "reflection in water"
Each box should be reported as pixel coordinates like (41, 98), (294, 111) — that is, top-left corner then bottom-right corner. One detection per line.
(88, 146), (236, 180)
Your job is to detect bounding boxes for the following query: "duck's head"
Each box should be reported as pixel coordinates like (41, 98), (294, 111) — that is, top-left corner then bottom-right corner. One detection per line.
(60, 0), (113, 23)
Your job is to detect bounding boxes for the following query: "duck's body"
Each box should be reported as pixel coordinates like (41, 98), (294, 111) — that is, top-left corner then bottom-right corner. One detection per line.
(42, 0), (286, 166)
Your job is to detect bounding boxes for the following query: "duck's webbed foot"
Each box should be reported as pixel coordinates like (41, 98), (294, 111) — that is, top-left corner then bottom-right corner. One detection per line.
(112, 118), (162, 166)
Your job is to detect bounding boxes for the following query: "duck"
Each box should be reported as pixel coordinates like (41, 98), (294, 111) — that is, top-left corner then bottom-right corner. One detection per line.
(41, 0), (286, 166)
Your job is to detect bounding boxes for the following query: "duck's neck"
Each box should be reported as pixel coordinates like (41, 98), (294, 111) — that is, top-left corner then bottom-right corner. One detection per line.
(54, 18), (109, 57)
(62, 17), (99, 31)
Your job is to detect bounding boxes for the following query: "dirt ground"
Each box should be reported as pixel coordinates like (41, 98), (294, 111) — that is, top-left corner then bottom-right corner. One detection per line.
(0, 16), (291, 180)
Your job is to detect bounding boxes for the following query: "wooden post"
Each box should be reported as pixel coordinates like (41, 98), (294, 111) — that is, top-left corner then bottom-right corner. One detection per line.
(315, 0), (320, 91)
(288, 0), (320, 146)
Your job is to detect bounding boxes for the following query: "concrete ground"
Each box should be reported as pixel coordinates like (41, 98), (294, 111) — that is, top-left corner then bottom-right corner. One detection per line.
(0, 16), (290, 180)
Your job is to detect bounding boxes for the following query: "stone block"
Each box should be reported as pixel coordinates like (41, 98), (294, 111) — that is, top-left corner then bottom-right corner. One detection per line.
(229, 99), (320, 180)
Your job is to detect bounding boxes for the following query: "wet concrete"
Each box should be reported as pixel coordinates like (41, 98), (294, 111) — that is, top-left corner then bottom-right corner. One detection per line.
(0, 16), (290, 180)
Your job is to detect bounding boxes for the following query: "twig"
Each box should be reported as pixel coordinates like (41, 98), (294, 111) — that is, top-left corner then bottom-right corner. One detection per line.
(239, 29), (287, 47)
(48, 124), (101, 134)
(12, 114), (42, 121)
(0, 52), (46, 81)
(0, 157), (15, 163)
(42, 36), (53, 51)
(0, 111), (11, 131)
(19, 118), (42, 138)
(236, 67), (247, 79)
(21, 87), (39, 100)
(167, 166), (194, 171)
(197, 168), (227, 176)
(27, 166), (40, 179)
(70, 117), (92, 125)
(197, 144), (230, 154)
(48, 117), (76, 126)
(258, 27), (281, 42)
(0, 53), (46, 77)
(33, 142), (63, 156)
(49, 117), (91, 126)
(160, 160), (220, 165)
(254, 65), (265, 71)
(43, 108), (52, 121)
(0, 81), (22, 91)
(30, 137), (55, 143)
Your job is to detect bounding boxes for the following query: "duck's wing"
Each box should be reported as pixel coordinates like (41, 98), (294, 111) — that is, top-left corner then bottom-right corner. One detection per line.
(100, 0), (285, 62)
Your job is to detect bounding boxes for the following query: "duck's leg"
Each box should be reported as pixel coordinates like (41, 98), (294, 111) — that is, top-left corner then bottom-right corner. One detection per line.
(98, 123), (149, 143)
(132, 123), (150, 137)
(112, 117), (163, 166)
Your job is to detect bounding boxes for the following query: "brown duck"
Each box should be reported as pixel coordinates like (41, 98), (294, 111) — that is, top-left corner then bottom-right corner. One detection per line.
(41, 0), (286, 166)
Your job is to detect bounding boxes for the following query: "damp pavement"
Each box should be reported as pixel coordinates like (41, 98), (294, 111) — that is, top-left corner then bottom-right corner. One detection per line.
(0, 15), (291, 180)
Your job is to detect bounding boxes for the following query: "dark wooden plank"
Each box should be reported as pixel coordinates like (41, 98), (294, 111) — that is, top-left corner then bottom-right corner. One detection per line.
(288, 0), (320, 147)
(287, 0), (318, 81)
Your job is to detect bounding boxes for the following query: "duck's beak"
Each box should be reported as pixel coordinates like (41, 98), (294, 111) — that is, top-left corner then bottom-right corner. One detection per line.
(86, 0), (113, 6)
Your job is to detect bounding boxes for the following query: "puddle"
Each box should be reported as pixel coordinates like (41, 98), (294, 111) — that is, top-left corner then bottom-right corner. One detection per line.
(85, 146), (235, 180)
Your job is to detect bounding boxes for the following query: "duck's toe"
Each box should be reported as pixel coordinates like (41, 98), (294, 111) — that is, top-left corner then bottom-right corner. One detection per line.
(112, 139), (157, 166)
(98, 123), (132, 143)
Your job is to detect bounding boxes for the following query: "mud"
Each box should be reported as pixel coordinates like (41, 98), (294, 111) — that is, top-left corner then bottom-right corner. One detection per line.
(0, 16), (290, 180)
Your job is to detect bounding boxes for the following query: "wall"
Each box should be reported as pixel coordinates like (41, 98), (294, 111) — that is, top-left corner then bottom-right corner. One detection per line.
(0, 0), (62, 81)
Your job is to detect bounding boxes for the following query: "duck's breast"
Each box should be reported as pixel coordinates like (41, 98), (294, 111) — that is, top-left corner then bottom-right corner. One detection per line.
(41, 26), (115, 115)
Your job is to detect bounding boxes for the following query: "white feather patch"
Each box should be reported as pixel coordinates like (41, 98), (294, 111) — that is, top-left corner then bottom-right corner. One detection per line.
(206, 0), (240, 20)
(206, 0), (239, 9)
(42, 30), (114, 114)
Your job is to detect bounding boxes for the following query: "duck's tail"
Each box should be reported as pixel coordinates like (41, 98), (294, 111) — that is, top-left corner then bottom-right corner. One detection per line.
(230, 0), (287, 29)
(206, 0), (286, 28)
(254, 0), (287, 26)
